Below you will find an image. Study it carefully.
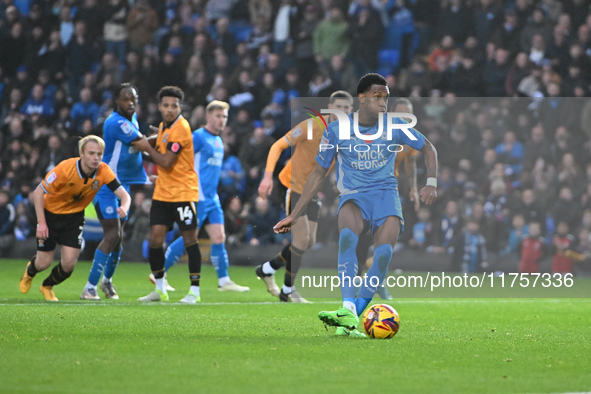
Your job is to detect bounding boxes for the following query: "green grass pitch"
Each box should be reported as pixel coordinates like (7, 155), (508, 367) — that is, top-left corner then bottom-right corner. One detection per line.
(1, 258), (590, 393)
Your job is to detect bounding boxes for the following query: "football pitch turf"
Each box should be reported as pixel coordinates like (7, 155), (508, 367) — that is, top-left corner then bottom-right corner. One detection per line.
(1, 258), (590, 393)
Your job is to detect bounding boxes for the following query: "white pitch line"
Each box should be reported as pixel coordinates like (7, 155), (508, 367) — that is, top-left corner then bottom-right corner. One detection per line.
(0, 298), (584, 307)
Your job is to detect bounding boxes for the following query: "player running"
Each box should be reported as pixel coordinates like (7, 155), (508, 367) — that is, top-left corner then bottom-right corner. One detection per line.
(81, 83), (150, 300)
(137, 86), (202, 303)
(19, 136), (131, 301)
(156, 100), (250, 293)
(274, 73), (438, 337)
(256, 91), (353, 302)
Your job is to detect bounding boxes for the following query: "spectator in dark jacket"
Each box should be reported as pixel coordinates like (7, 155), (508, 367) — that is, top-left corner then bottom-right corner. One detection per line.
(247, 196), (278, 246)
(66, 21), (99, 96)
(483, 48), (510, 96)
(437, 0), (473, 43)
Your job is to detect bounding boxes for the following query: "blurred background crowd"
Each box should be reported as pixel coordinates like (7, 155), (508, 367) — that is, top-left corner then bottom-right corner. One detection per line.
(1, 0), (591, 273)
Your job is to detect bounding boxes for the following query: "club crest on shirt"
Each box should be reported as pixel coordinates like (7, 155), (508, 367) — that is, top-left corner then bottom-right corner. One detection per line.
(92, 180), (100, 189)
(162, 133), (169, 144)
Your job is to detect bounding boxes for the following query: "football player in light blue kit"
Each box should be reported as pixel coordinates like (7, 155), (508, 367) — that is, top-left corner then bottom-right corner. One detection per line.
(156, 100), (249, 293)
(274, 73), (438, 337)
(81, 83), (151, 300)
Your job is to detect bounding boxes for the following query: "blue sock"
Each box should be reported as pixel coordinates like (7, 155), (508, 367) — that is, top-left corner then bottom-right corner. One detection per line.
(88, 249), (109, 286)
(104, 248), (122, 280)
(211, 243), (229, 279)
(338, 228), (359, 304)
(356, 244), (393, 316)
(164, 236), (185, 272)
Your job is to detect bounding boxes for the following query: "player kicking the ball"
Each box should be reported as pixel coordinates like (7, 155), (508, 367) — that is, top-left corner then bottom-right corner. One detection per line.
(274, 74), (438, 337)
(155, 100), (250, 294)
(19, 136), (130, 301)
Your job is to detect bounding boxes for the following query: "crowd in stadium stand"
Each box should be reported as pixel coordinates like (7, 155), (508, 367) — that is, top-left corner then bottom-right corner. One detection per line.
(1, 0), (591, 273)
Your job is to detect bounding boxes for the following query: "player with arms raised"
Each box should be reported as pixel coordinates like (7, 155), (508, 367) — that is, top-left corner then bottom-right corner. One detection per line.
(274, 74), (438, 337)
(81, 83), (150, 300)
(256, 91), (353, 302)
(157, 100), (250, 294)
(138, 86), (202, 303)
(19, 136), (131, 301)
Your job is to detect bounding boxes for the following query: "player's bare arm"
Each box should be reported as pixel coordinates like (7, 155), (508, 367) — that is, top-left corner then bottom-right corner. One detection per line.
(33, 184), (48, 239)
(259, 137), (290, 198)
(419, 138), (438, 205)
(113, 186), (131, 218)
(274, 163), (328, 233)
(146, 132), (158, 147)
(131, 135), (151, 151)
(140, 140), (179, 169)
(404, 154), (419, 211)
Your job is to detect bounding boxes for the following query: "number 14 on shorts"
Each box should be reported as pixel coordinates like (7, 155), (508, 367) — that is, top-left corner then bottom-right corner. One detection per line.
(177, 205), (194, 225)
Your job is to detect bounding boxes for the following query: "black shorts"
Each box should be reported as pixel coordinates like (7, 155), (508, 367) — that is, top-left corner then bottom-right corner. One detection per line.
(37, 210), (85, 252)
(286, 189), (321, 222)
(150, 200), (198, 231)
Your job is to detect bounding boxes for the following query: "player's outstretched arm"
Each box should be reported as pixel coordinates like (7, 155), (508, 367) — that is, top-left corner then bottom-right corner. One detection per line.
(419, 138), (438, 205)
(33, 184), (48, 239)
(113, 186), (131, 218)
(131, 135), (151, 152)
(273, 163), (328, 234)
(259, 134), (291, 199)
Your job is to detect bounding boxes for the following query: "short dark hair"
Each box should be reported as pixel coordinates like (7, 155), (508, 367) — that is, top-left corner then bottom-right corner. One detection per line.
(356, 73), (388, 96)
(115, 82), (137, 99)
(157, 86), (184, 102)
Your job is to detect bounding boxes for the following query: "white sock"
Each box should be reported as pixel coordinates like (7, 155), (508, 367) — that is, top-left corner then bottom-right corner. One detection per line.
(85, 282), (97, 291)
(190, 285), (200, 296)
(282, 285), (293, 294)
(101, 276), (111, 283)
(218, 276), (230, 287)
(155, 278), (167, 293)
(343, 301), (357, 315)
(262, 262), (275, 275)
